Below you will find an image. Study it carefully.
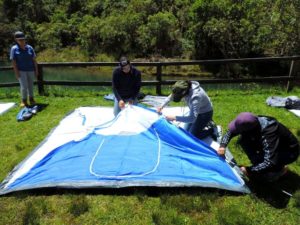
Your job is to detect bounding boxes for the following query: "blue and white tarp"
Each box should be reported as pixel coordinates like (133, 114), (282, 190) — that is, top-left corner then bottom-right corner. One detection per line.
(0, 106), (249, 195)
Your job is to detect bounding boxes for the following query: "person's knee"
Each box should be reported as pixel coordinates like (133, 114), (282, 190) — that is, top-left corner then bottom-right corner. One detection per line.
(283, 148), (299, 165)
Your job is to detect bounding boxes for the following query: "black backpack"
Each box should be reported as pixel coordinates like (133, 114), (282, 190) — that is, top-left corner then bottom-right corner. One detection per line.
(285, 98), (300, 110)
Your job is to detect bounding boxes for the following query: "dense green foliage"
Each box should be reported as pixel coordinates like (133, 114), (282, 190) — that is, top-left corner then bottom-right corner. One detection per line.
(1, 0), (299, 61)
(0, 85), (300, 224)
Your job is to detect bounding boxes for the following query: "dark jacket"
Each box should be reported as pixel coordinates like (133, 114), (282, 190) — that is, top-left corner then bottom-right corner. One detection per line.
(112, 66), (141, 102)
(220, 116), (299, 175)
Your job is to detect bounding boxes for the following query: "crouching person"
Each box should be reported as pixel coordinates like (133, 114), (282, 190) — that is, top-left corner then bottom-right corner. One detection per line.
(157, 80), (214, 139)
(217, 112), (299, 182)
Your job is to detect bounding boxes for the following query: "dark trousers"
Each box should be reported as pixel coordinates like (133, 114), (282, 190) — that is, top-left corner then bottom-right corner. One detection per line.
(239, 135), (299, 172)
(185, 110), (213, 139)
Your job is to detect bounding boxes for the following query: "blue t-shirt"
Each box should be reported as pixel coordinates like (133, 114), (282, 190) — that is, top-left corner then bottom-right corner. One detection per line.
(10, 44), (36, 71)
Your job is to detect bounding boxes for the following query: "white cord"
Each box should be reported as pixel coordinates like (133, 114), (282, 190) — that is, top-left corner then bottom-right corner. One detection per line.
(89, 128), (161, 178)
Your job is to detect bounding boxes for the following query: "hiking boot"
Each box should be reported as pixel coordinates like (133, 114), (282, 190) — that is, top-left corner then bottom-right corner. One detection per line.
(29, 98), (36, 106)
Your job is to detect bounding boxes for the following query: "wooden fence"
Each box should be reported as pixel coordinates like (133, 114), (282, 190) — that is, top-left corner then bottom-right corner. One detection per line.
(1, 56), (299, 95)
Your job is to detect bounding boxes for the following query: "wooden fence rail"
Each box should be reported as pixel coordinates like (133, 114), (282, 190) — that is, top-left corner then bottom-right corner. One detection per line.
(1, 56), (299, 95)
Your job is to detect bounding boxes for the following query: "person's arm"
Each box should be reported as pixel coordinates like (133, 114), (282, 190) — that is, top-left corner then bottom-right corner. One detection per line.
(12, 60), (20, 79)
(112, 69), (126, 109)
(112, 69), (122, 102)
(33, 58), (38, 78)
(217, 130), (235, 156)
(10, 47), (19, 79)
(175, 97), (199, 123)
(246, 126), (279, 175)
(157, 94), (172, 113)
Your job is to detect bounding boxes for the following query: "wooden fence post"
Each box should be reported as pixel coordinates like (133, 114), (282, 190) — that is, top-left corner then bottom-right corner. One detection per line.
(37, 64), (45, 95)
(286, 60), (295, 92)
(156, 64), (162, 95)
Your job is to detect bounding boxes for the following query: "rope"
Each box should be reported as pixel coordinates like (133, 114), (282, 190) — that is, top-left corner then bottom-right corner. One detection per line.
(89, 128), (161, 178)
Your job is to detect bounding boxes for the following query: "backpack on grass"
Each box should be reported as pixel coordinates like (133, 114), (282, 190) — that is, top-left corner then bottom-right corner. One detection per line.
(17, 107), (33, 121)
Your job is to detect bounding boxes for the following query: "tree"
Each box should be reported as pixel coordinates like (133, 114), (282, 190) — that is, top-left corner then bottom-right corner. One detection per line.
(268, 0), (300, 55)
(3, 0), (54, 23)
(137, 12), (182, 57)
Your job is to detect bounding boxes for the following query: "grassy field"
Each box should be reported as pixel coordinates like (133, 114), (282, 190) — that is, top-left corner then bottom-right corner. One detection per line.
(0, 84), (300, 225)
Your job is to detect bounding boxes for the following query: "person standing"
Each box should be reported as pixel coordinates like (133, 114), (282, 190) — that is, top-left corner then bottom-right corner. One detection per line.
(217, 112), (299, 181)
(157, 80), (214, 139)
(10, 31), (38, 107)
(112, 56), (141, 116)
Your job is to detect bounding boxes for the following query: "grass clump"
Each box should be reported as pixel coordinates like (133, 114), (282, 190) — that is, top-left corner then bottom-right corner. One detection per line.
(22, 199), (49, 225)
(216, 204), (252, 225)
(293, 190), (300, 208)
(160, 193), (215, 213)
(23, 203), (40, 225)
(152, 207), (190, 225)
(69, 195), (90, 217)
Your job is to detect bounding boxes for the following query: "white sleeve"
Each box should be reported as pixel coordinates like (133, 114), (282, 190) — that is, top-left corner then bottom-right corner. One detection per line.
(160, 94), (173, 108)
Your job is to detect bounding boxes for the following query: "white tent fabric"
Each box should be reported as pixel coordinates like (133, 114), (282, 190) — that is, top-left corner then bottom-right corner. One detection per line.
(1, 106), (190, 188)
(0, 102), (15, 115)
(289, 109), (300, 117)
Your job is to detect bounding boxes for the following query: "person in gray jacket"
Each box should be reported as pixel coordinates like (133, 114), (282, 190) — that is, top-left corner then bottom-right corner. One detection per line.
(157, 80), (213, 139)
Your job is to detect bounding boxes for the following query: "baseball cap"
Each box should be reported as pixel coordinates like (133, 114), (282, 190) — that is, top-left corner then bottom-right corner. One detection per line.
(14, 31), (26, 40)
(228, 112), (259, 134)
(119, 57), (130, 67)
(172, 81), (189, 102)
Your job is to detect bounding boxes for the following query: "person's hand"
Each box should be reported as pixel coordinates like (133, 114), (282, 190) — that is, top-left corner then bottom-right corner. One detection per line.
(217, 147), (226, 156)
(165, 115), (176, 121)
(157, 107), (163, 113)
(119, 100), (125, 109)
(240, 166), (248, 177)
(15, 73), (20, 79)
(128, 100), (134, 105)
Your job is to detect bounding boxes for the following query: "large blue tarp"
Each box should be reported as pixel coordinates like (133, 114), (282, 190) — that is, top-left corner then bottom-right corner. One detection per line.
(0, 106), (249, 194)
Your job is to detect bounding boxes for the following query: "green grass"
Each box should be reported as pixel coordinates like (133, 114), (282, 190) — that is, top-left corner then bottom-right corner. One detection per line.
(0, 84), (300, 225)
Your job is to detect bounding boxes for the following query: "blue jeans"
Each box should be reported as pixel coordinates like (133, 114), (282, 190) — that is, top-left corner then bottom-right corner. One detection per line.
(113, 98), (138, 116)
(18, 71), (35, 101)
(184, 110), (213, 139)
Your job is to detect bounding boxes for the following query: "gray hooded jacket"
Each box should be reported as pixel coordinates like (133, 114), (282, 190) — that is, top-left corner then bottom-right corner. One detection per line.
(161, 81), (213, 123)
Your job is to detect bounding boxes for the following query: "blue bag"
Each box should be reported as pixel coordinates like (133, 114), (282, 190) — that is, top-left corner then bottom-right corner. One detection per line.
(17, 107), (33, 121)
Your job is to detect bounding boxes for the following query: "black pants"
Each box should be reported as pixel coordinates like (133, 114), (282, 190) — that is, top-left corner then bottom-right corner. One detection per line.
(239, 136), (299, 172)
(185, 110), (213, 139)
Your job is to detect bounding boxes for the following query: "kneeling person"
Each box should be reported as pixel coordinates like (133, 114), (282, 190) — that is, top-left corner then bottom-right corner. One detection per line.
(157, 80), (213, 139)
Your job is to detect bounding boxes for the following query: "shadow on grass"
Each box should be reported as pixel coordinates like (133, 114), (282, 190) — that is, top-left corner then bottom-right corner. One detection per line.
(247, 170), (300, 209)
(31, 103), (48, 112)
(6, 185), (240, 201)
(3, 171), (299, 210)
